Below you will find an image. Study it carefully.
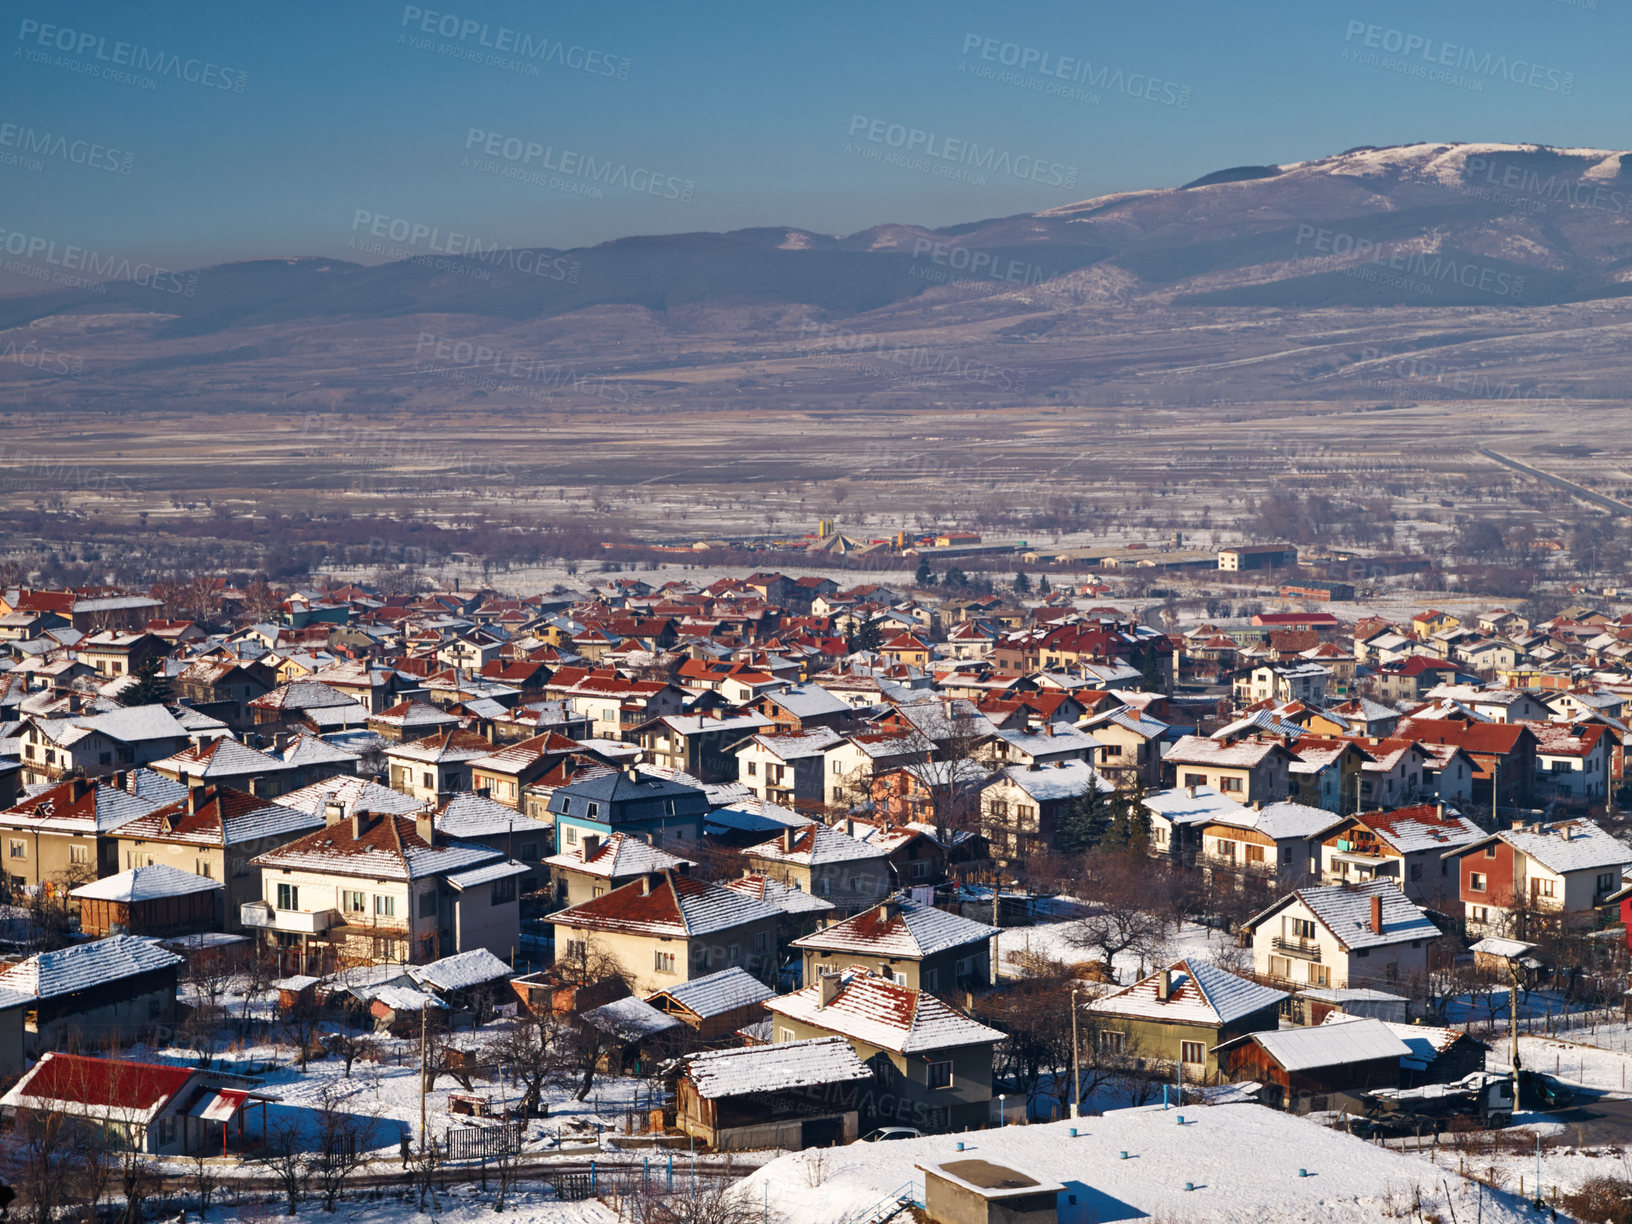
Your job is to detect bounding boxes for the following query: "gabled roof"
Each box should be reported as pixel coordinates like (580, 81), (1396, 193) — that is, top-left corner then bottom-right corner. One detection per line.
(1208, 801), (1344, 842)
(1354, 804), (1483, 855)
(433, 791), (553, 840)
(791, 897), (997, 959)
(0, 1052), (195, 1125)
(1091, 958), (1287, 1027)
(551, 870), (783, 939)
(545, 830), (694, 877)
(0, 778), (169, 835)
(106, 785), (324, 848)
(1217, 1016), (1412, 1073)
(152, 736), (287, 780)
(71, 864), (222, 902)
(0, 934), (183, 999)
(1164, 734), (1295, 768)
(646, 966), (775, 1019)
(251, 813), (500, 882)
(407, 948), (513, 993)
(1487, 819), (1632, 875)
(1143, 785), (1244, 827)
(1247, 880), (1439, 951)
(743, 822), (887, 866)
(767, 967), (1003, 1053)
(723, 872), (835, 914)
(683, 1035), (871, 1099)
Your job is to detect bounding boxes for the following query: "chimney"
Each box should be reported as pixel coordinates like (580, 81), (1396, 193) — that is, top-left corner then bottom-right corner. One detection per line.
(1436, 802), (1445, 818)
(1370, 893), (1383, 935)
(818, 971), (842, 1009)
(416, 812), (435, 846)
(1561, 824), (1573, 841)
(112, 770), (128, 792)
(486, 722), (497, 744)
(844, 817), (855, 838)
(782, 826), (796, 852)
(351, 809), (371, 840)
(626, 765), (639, 783)
(1156, 968), (1172, 1002)
(65, 692), (82, 714)
(188, 784), (206, 815)
(640, 874), (653, 895)
(1186, 784), (1198, 799)
(583, 833), (601, 860)
(324, 799), (345, 827)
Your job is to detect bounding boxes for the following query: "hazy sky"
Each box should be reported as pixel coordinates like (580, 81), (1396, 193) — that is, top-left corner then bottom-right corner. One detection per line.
(0, 0), (1625, 277)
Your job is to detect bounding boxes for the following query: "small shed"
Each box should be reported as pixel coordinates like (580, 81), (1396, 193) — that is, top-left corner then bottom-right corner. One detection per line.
(408, 948), (515, 1018)
(581, 995), (686, 1073)
(918, 1160), (1064, 1224)
(677, 1036), (870, 1150)
(645, 967), (775, 1041)
(71, 865), (222, 938)
(1214, 1017), (1411, 1111)
(271, 975), (320, 1012)
(1295, 987), (1409, 1027)
(368, 985), (448, 1033)
(1469, 937), (1538, 978)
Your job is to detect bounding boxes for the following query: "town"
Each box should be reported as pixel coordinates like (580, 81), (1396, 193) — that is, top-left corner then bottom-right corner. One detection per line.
(0, 539), (1626, 1224)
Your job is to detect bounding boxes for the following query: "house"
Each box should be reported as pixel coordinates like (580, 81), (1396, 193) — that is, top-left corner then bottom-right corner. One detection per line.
(1244, 880), (1439, 992)
(632, 712), (774, 783)
(991, 723), (1100, 768)
(367, 699), (461, 743)
(550, 869), (784, 994)
(149, 737), (302, 797)
(735, 728), (846, 809)
(1143, 784), (1244, 863)
(0, 776), (169, 895)
(244, 808), (526, 973)
(1196, 800), (1342, 884)
(106, 783), (327, 932)
(1286, 737), (1371, 814)
(1313, 804), (1483, 909)
(544, 831), (694, 909)
(1086, 959), (1288, 1084)
(979, 760), (1114, 865)
(1443, 818), (1632, 936)
(384, 729), (497, 803)
(740, 823), (893, 914)
(1217, 545), (1297, 571)
(1234, 663), (1330, 707)
(1528, 723), (1613, 806)
(0, 934), (184, 1056)
(1079, 706), (1166, 787)
(406, 947), (516, 1016)
(1214, 1017), (1412, 1111)
(17, 706), (192, 787)
(676, 1035), (871, 1150)
(70, 864), (222, 938)
(547, 767), (709, 856)
(1396, 718), (1539, 810)
(1163, 736), (1295, 804)
(766, 967), (1004, 1131)
(791, 896), (998, 993)
(645, 966), (777, 1041)
(78, 631), (166, 680)
(0, 1052), (274, 1155)
(750, 684), (853, 733)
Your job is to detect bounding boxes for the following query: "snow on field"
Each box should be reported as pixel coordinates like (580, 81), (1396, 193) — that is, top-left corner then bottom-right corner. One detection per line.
(996, 918), (1242, 984)
(1504, 1034), (1632, 1096)
(190, 1189), (620, 1224)
(744, 1110), (1541, 1224)
(1406, 1133), (1632, 1204)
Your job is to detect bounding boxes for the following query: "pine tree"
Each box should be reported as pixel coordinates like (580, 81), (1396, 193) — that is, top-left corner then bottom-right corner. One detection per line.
(915, 559), (935, 587)
(1056, 780), (1111, 853)
(1013, 571), (1031, 595)
(848, 619), (883, 655)
(123, 654), (172, 706)
(1037, 575), (1051, 595)
(1139, 646), (1165, 693)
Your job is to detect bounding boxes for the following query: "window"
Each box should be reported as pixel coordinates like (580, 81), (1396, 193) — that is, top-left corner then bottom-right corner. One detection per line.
(654, 950), (676, 973)
(277, 883), (299, 910)
(1097, 1031), (1125, 1055)
(69, 844), (87, 864)
(1289, 918), (1315, 940)
(519, 841), (538, 860)
(198, 860), (212, 880)
(343, 890), (366, 914)
(911, 860), (931, 879)
(818, 877), (832, 896)
(1469, 872), (1486, 893)
(728, 943), (742, 966)
(1183, 774), (1207, 789)
(1268, 956), (1291, 979)
(1484, 845), (1498, 858)
(422, 772), (433, 789)
(926, 1060), (953, 1090)
(418, 891), (437, 917)
(1598, 872), (1616, 893)
(754, 931), (769, 954)
(375, 895), (395, 918)
(1216, 839), (1236, 858)
(1471, 906), (1489, 924)
(746, 761), (757, 776)
(1219, 777), (1243, 793)
(1531, 878), (1555, 899)
(7, 839), (24, 860)
(924, 968), (939, 991)
(779, 1027), (796, 1044)
(492, 877), (517, 905)
(1409, 862), (1422, 881)
(832, 760), (842, 775)
(1244, 844), (1265, 864)
(1180, 1041), (1205, 1065)
(1308, 963), (1330, 987)
(586, 802), (600, 818)
(566, 826), (579, 844)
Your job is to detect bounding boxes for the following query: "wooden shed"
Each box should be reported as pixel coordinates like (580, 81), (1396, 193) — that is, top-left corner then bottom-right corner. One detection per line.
(1214, 1017), (1411, 1112)
(70, 864), (222, 938)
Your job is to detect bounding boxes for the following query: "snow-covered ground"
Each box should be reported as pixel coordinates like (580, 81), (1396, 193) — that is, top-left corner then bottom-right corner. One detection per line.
(995, 918), (1244, 984)
(743, 1109), (1544, 1224)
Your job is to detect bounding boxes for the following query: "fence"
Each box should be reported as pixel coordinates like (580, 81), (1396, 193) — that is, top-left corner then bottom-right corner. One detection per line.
(443, 1122), (523, 1162)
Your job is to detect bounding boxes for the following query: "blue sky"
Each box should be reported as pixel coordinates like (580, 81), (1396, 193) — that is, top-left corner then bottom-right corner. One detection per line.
(0, 0), (1625, 277)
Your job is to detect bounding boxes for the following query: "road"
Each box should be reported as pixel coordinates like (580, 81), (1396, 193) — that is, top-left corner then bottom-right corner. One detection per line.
(1537, 1091), (1632, 1146)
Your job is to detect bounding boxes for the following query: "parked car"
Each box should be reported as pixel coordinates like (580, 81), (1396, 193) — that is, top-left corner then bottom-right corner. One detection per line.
(859, 1127), (922, 1142)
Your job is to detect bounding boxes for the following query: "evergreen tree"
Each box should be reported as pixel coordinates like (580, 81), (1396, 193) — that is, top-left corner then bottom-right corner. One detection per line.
(1013, 571), (1031, 595)
(848, 619), (883, 655)
(915, 559), (935, 587)
(1055, 780), (1112, 853)
(124, 654), (172, 706)
(1037, 575), (1051, 595)
(944, 567), (967, 588)
(1139, 646), (1165, 693)
(1119, 778), (1151, 856)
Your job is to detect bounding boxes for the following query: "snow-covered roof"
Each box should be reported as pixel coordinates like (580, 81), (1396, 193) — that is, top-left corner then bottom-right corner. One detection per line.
(151, 736), (286, 779)
(767, 968), (1003, 1054)
(434, 792), (554, 841)
(683, 1035), (871, 1099)
(743, 822), (887, 866)
(724, 872), (835, 914)
(1222, 1017), (1412, 1072)
(546, 830), (694, 877)
(552, 871), (783, 939)
(582, 995), (685, 1042)
(1500, 819), (1632, 875)
(444, 859), (530, 890)
(996, 760), (1112, 803)
(1252, 880), (1439, 951)
(1468, 937), (1536, 959)
(1143, 784), (1244, 828)
(1089, 959), (1287, 1028)
(71, 864), (222, 902)
(252, 813), (501, 882)
(646, 966), (775, 1018)
(1212, 801), (1343, 842)
(372, 985), (446, 1013)
(0, 934), (183, 999)
(407, 948), (514, 993)
(792, 897), (997, 959)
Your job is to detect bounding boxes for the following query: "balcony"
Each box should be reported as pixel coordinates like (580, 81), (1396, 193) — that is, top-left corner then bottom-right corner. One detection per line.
(1271, 936), (1321, 962)
(241, 901), (341, 934)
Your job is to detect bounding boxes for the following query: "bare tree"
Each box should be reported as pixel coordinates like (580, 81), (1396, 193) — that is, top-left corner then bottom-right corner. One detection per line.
(310, 1080), (380, 1213)
(325, 1026), (374, 1078)
(255, 1117), (310, 1216)
(1064, 851), (1171, 978)
(188, 1148), (220, 1219)
(489, 1009), (568, 1118)
(117, 1145), (159, 1224)
(631, 1159), (767, 1224)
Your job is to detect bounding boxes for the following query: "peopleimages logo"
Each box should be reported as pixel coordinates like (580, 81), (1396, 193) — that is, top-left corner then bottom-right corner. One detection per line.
(0, 227), (196, 295)
(399, 6), (630, 80)
(0, 120), (133, 174)
(958, 34), (1192, 108)
(462, 128), (695, 202)
(349, 210), (582, 282)
(1341, 21), (1575, 93)
(1294, 224), (1524, 300)
(845, 116), (1078, 188)
(16, 18), (247, 92)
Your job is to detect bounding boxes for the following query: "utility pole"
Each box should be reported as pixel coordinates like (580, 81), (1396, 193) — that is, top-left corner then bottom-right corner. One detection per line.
(420, 1002), (428, 1156)
(1070, 983), (1081, 1119)
(1493, 760), (1500, 827)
